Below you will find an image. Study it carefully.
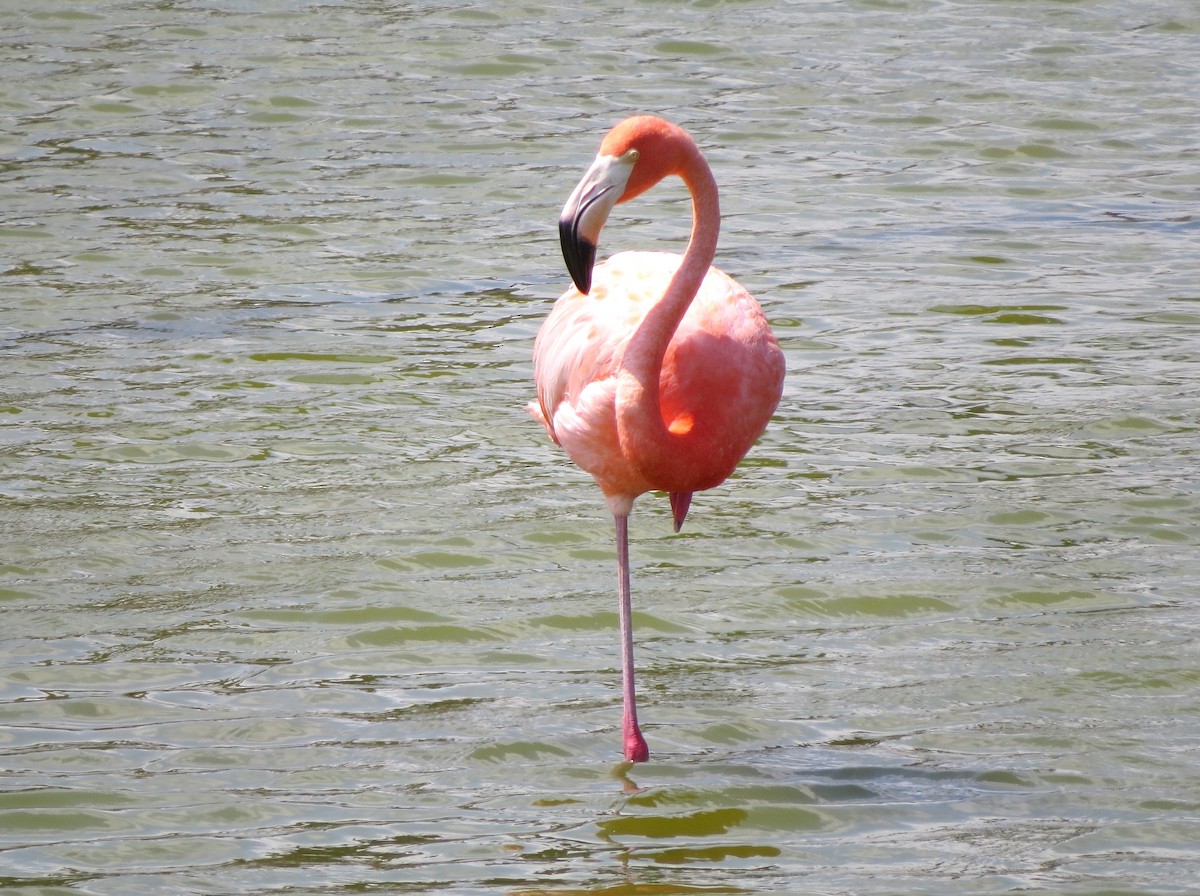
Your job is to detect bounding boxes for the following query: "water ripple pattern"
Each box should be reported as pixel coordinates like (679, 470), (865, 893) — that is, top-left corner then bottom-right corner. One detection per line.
(2, 1), (1198, 894)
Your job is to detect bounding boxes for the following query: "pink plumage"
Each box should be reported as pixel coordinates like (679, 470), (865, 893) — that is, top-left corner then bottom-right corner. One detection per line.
(529, 116), (785, 762)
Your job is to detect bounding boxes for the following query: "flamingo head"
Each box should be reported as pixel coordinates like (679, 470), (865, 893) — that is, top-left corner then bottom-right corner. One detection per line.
(558, 116), (692, 294)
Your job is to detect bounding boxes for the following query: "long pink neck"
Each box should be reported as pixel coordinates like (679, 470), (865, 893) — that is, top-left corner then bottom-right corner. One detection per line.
(615, 142), (719, 491)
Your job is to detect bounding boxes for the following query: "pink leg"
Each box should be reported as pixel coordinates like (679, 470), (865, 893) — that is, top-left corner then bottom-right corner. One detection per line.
(614, 513), (649, 762)
(669, 491), (692, 533)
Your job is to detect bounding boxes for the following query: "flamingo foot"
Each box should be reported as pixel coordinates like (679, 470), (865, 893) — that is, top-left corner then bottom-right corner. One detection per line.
(669, 491), (692, 532)
(624, 723), (649, 763)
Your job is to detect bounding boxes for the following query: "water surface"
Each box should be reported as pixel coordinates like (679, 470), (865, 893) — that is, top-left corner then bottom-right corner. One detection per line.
(3, 1), (1199, 893)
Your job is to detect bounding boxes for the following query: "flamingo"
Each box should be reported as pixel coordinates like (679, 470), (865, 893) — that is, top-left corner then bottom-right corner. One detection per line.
(528, 116), (785, 762)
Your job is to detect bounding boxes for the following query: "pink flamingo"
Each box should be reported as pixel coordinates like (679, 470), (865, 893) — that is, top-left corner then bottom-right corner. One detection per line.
(529, 116), (785, 762)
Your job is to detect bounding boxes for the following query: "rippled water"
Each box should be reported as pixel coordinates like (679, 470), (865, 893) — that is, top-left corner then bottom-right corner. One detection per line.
(3, 1), (1199, 893)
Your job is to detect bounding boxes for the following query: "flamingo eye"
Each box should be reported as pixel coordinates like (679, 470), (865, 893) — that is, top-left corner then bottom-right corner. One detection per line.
(625, 149), (640, 163)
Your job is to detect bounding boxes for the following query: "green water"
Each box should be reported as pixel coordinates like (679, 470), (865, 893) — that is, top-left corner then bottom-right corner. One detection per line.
(3, 1), (1199, 893)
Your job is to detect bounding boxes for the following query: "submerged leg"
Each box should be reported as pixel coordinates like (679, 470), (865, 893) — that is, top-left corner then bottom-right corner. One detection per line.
(614, 513), (649, 762)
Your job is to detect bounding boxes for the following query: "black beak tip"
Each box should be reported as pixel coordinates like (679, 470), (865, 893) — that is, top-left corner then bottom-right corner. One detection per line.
(559, 217), (596, 295)
(571, 254), (594, 295)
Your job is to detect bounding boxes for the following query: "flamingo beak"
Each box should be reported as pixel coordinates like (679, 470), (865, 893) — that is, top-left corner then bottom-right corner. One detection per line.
(558, 152), (636, 294)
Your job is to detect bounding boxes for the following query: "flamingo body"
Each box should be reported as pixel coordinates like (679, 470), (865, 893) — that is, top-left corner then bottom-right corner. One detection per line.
(529, 117), (784, 762)
(532, 250), (782, 512)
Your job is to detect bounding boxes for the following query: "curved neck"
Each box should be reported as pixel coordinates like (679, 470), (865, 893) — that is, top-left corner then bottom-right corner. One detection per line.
(616, 143), (719, 490)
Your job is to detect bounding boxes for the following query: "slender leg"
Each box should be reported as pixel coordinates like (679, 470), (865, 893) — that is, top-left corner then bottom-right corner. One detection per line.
(615, 513), (649, 762)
